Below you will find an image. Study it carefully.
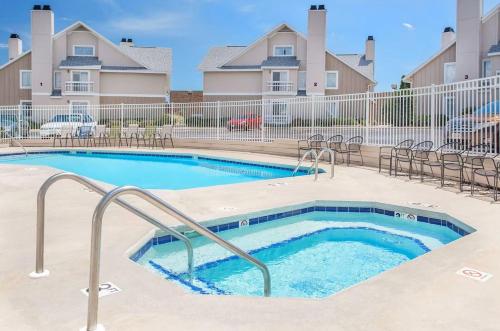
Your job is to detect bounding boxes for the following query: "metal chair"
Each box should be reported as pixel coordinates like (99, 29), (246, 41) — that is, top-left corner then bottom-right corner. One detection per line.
(53, 125), (75, 147)
(395, 141), (434, 180)
(461, 144), (491, 183)
(440, 151), (465, 192)
(152, 125), (174, 149)
(378, 139), (414, 175)
(77, 125), (95, 147)
(118, 124), (139, 148)
(297, 134), (325, 160)
(471, 155), (500, 201)
(324, 135), (343, 163)
(336, 136), (364, 166)
(94, 125), (111, 147)
(421, 142), (456, 182)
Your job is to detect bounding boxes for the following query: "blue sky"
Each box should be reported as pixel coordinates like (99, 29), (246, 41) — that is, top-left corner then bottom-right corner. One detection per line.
(0, 0), (498, 91)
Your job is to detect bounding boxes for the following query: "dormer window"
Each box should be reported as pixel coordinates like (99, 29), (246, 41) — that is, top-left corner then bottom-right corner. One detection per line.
(274, 45), (294, 56)
(73, 45), (95, 56)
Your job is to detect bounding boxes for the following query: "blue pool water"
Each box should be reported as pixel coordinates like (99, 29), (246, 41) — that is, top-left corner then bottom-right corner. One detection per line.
(0, 151), (306, 189)
(136, 209), (465, 298)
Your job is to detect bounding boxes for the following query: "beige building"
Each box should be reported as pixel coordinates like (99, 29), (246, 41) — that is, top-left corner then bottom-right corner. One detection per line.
(405, 0), (500, 87)
(0, 4), (171, 109)
(199, 5), (376, 102)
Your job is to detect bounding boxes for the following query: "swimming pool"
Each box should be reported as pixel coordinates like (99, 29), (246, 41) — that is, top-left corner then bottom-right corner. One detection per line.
(0, 151), (309, 189)
(133, 202), (472, 298)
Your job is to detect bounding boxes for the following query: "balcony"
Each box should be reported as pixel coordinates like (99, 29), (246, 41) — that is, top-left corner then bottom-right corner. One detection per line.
(64, 81), (94, 94)
(266, 81), (294, 94)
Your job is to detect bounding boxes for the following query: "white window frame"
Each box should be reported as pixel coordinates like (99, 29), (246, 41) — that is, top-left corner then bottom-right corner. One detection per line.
(443, 62), (456, 84)
(482, 59), (493, 77)
(53, 71), (62, 90)
(271, 70), (289, 82)
(325, 71), (339, 90)
(69, 100), (90, 115)
(19, 70), (32, 89)
(71, 70), (91, 82)
(72, 45), (95, 57)
(19, 100), (33, 117)
(298, 71), (306, 90)
(273, 45), (294, 57)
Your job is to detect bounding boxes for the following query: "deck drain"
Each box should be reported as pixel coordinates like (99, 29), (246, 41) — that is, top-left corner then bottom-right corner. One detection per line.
(81, 282), (121, 297)
(456, 267), (492, 282)
(408, 202), (438, 208)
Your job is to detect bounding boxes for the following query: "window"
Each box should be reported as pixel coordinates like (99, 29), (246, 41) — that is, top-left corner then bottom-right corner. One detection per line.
(53, 71), (61, 90)
(273, 45), (293, 56)
(73, 45), (95, 56)
(71, 71), (90, 82)
(444, 62), (456, 84)
(20, 70), (32, 89)
(325, 71), (338, 89)
(298, 71), (306, 90)
(483, 60), (493, 77)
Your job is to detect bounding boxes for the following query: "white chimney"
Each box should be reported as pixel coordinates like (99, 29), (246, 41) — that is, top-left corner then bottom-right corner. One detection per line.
(31, 4), (54, 99)
(8, 34), (22, 60)
(365, 36), (375, 62)
(306, 4), (327, 95)
(441, 27), (455, 48)
(456, 0), (482, 81)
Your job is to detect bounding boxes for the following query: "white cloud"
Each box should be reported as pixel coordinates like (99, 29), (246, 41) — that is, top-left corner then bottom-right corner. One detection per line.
(0, 43), (8, 48)
(402, 23), (415, 30)
(109, 11), (190, 35)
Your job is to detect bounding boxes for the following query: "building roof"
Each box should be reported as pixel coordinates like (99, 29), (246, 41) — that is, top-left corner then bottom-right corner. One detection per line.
(101, 65), (147, 70)
(261, 56), (301, 68)
(488, 43), (500, 55)
(60, 56), (102, 67)
(198, 46), (247, 71)
(119, 46), (172, 73)
(336, 54), (374, 81)
(404, 41), (456, 81)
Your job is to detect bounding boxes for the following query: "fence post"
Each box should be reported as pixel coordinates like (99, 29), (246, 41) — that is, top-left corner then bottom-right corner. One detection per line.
(365, 91), (370, 145)
(216, 101), (221, 140)
(120, 103), (124, 132)
(17, 104), (22, 139)
(311, 95), (316, 136)
(170, 103), (174, 126)
(261, 101), (265, 142)
(430, 84), (436, 144)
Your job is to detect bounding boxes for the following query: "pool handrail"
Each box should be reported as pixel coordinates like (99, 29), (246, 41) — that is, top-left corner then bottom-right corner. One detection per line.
(294, 148), (335, 180)
(85, 186), (271, 331)
(30, 172), (194, 279)
(316, 147), (335, 179)
(3, 131), (27, 157)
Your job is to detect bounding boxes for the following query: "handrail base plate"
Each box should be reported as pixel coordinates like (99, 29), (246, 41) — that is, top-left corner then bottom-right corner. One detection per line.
(29, 270), (50, 279)
(80, 324), (105, 331)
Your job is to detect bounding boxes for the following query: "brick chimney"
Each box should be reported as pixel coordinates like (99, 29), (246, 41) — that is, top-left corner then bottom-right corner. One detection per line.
(8, 34), (22, 60)
(31, 4), (54, 99)
(306, 4), (327, 95)
(456, 0), (482, 81)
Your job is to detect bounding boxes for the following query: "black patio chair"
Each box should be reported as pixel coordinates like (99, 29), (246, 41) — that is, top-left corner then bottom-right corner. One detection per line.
(421, 142), (457, 181)
(336, 136), (364, 166)
(471, 154), (500, 201)
(440, 151), (465, 192)
(461, 144), (491, 182)
(297, 134), (325, 160)
(394, 141), (434, 180)
(378, 139), (414, 175)
(324, 134), (343, 162)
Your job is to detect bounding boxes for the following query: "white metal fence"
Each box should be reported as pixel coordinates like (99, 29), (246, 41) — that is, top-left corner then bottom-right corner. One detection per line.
(1, 76), (499, 153)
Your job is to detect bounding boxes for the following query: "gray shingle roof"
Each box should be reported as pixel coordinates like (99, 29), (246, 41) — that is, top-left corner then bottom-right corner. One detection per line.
(119, 46), (172, 73)
(261, 56), (300, 67)
(198, 46), (247, 71)
(101, 65), (147, 70)
(336, 54), (374, 81)
(60, 56), (102, 67)
(220, 65), (262, 69)
(488, 43), (500, 54)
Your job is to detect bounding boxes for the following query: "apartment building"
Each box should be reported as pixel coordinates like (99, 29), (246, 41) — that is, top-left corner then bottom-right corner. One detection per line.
(405, 0), (500, 87)
(0, 4), (172, 112)
(199, 5), (376, 102)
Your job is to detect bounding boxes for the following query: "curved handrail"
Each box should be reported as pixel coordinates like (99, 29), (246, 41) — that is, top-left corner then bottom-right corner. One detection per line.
(30, 172), (193, 278)
(3, 131), (27, 157)
(316, 147), (335, 179)
(293, 149), (319, 180)
(85, 186), (271, 331)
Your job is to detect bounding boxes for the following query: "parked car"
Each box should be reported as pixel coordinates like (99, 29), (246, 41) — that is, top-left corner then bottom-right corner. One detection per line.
(39, 114), (97, 138)
(446, 101), (500, 152)
(226, 115), (262, 131)
(0, 115), (30, 137)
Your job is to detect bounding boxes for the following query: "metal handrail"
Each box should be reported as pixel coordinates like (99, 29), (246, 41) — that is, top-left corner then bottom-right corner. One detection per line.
(3, 131), (27, 157)
(317, 148), (336, 179)
(293, 149), (319, 180)
(85, 186), (271, 331)
(30, 172), (193, 279)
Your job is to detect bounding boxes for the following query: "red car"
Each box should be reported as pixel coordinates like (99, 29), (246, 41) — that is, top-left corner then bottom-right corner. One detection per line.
(226, 115), (262, 131)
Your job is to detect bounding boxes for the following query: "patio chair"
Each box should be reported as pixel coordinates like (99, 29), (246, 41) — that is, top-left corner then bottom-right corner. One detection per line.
(94, 125), (111, 147)
(336, 136), (364, 166)
(118, 124), (139, 148)
(53, 125), (75, 147)
(297, 134), (325, 160)
(471, 154), (500, 201)
(461, 144), (491, 183)
(421, 142), (457, 181)
(77, 125), (95, 147)
(440, 151), (465, 192)
(137, 126), (156, 148)
(378, 139), (414, 175)
(152, 125), (174, 149)
(324, 135), (343, 163)
(394, 141), (434, 180)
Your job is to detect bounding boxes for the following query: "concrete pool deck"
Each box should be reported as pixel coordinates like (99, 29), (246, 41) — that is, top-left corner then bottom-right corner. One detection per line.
(0, 147), (499, 331)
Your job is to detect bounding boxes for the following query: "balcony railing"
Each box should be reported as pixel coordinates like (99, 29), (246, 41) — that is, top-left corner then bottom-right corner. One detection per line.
(266, 81), (294, 93)
(65, 81), (94, 93)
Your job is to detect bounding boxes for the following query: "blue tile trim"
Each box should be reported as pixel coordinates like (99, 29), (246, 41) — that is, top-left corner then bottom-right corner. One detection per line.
(148, 261), (210, 295)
